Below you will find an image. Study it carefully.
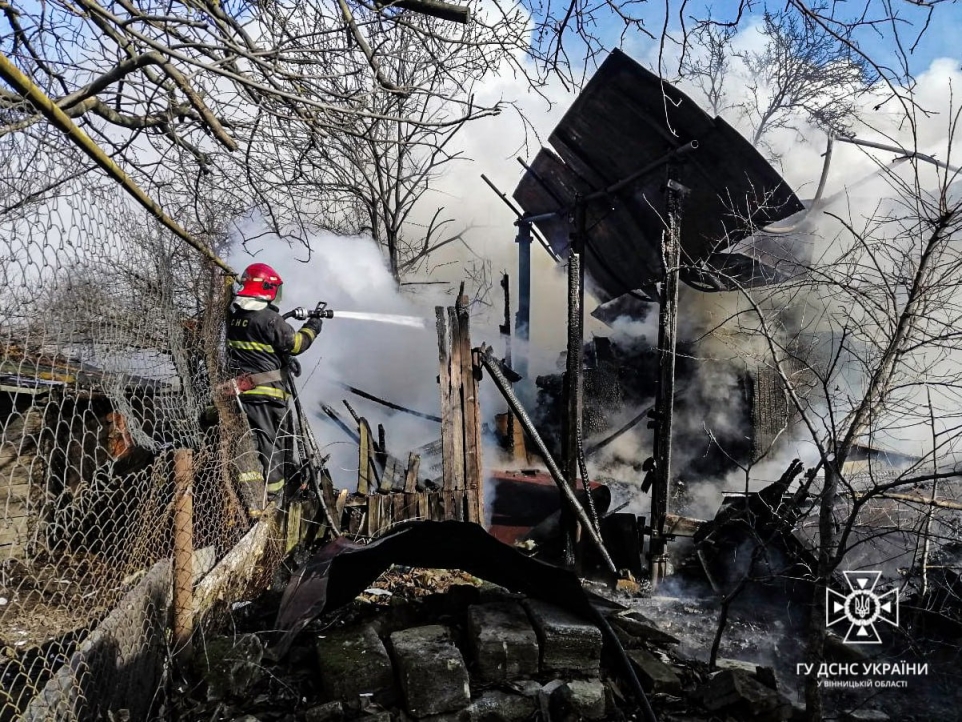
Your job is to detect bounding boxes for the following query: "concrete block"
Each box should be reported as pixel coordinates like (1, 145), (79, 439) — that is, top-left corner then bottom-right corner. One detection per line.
(466, 602), (540, 684)
(522, 599), (602, 675)
(550, 679), (607, 721)
(626, 648), (682, 695)
(304, 701), (345, 722)
(390, 625), (470, 717)
(316, 625), (396, 704)
(716, 658), (778, 690)
(697, 669), (792, 722)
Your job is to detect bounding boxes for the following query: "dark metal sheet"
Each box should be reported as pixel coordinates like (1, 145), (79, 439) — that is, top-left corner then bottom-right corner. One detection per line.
(513, 49), (804, 302)
(270, 519), (609, 658)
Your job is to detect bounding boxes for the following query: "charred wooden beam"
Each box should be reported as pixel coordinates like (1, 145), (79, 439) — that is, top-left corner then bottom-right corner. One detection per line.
(404, 453), (420, 494)
(649, 179), (688, 587)
(563, 207), (586, 569)
(320, 404), (361, 445)
(336, 381), (441, 423)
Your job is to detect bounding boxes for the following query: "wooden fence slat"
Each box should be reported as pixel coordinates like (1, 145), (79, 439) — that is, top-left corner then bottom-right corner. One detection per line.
(380, 457), (398, 493)
(466, 489), (480, 525)
(348, 508), (362, 535)
(447, 307), (465, 492)
(358, 419), (372, 495)
(430, 492), (443, 521)
(401, 493), (416, 521)
(390, 455), (408, 491)
(378, 494), (394, 536)
(404, 453), (420, 493)
(457, 304), (482, 523)
(366, 495), (380, 536)
(436, 308), (456, 495)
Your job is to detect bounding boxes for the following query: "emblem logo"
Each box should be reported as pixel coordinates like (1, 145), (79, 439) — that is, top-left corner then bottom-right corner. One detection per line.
(826, 571), (899, 644)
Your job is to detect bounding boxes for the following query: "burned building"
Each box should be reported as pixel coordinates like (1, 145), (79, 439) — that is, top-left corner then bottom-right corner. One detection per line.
(510, 50), (809, 498)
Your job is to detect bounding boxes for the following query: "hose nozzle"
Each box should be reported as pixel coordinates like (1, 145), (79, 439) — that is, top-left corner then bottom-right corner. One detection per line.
(311, 301), (334, 319)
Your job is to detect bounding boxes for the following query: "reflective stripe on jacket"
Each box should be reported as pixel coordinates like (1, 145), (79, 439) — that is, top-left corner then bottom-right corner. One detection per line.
(226, 301), (317, 401)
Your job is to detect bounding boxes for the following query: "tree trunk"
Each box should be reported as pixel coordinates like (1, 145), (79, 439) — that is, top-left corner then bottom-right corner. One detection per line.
(803, 461), (838, 720)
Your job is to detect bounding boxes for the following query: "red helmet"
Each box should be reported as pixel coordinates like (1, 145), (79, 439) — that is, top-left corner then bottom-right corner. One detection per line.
(237, 263), (283, 302)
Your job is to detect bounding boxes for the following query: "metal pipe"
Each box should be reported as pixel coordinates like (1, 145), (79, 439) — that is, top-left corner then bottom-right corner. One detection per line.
(478, 348), (618, 574)
(519, 210), (563, 224)
(515, 223), (532, 382)
(761, 135), (834, 234)
(836, 135), (962, 174)
(515, 141), (700, 226)
(585, 141), (699, 202)
(480, 174), (559, 261)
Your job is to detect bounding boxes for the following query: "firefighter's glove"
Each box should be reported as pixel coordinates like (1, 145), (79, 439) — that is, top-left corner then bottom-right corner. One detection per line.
(303, 316), (323, 337)
(288, 358), (302, 377)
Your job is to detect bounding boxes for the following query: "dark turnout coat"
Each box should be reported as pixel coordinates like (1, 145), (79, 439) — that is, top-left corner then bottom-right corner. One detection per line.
(226, 301), (321, 402)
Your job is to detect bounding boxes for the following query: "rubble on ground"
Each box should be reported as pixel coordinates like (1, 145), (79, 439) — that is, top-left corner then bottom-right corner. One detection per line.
(173, 566), (908, 722)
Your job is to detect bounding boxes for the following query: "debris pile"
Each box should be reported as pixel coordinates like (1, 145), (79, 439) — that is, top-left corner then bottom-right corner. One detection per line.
(174, 568), (814, 722)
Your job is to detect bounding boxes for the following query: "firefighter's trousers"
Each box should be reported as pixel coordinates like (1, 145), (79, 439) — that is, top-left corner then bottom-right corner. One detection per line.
(241, 398), (291, 504)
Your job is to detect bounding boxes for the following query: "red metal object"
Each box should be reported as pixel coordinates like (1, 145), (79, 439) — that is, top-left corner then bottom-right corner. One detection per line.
(486, 469), (606, 545)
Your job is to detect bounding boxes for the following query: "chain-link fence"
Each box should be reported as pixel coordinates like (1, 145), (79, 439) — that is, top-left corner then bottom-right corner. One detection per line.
(0, 174), (267, 719)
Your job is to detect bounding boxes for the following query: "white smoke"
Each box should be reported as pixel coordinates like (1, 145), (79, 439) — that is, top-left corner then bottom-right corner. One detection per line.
(230, 231), (451, 488)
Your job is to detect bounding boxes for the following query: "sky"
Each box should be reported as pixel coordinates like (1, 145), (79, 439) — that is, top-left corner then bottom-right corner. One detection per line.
(623, 0), (962, 79)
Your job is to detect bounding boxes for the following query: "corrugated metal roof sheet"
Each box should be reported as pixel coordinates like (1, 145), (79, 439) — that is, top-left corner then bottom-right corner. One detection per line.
(513, 50), (804, 302)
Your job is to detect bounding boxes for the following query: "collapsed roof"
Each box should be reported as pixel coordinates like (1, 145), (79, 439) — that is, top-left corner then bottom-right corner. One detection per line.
(513, 50), (804, 303)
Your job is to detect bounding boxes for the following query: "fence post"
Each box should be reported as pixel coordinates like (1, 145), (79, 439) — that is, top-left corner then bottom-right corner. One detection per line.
(173, 448), (194, 661)
(457, 297), (483, 524)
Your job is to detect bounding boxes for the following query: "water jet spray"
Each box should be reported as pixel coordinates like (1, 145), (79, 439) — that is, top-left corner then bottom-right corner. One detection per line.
(284, 303), (428, 329)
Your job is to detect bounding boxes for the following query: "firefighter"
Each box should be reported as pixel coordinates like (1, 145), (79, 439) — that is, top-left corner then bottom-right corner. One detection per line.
(226, 262), (323, 507)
